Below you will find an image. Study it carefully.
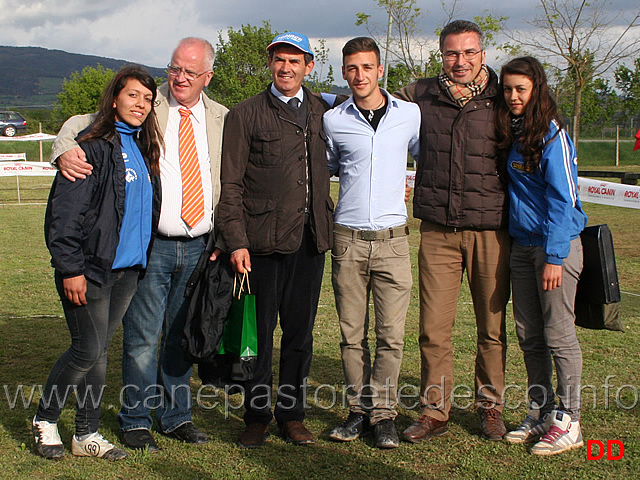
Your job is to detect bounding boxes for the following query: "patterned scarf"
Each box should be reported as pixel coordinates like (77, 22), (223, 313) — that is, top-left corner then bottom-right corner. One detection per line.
(439, 64), (489, 107)
(510, 115), (525, 139)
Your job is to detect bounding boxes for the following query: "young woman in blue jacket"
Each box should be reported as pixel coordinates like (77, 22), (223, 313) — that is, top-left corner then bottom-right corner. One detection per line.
(496, 57), (588, 456)
(34, 65), (163, 460)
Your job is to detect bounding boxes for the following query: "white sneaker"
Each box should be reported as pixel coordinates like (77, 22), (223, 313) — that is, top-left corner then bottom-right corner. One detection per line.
(32, 415), (65, 459)
(531, 410), (583, 456)
(504, 410), (549, 444)
(71, 432), (128, 460)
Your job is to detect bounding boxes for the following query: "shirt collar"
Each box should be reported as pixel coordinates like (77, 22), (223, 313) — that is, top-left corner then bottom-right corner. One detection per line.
(270, 83), (304, 105)
(168, 92), (206, 125)
(346, 88), (398, 112)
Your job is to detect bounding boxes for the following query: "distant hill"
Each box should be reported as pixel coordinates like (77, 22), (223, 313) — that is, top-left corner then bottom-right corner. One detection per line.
(0, 46), (166, 109)
(0, 45), (350, 110)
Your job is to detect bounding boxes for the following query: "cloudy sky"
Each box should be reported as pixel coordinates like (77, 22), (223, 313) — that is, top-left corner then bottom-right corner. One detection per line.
(2, 0), (639, 85)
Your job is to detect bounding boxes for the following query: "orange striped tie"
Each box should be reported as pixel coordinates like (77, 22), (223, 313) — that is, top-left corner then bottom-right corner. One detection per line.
(178, 108), (205, 228)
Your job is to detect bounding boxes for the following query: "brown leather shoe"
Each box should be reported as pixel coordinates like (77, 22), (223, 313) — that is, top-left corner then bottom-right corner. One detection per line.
(478, 408), (507, 440)
(279, 421), (315, 445)
(402, 415), (449, 443)
(238, 423), (270, 448)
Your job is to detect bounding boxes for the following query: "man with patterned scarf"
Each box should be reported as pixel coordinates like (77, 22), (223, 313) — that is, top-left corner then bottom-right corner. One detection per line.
(395, 20), (510, 444)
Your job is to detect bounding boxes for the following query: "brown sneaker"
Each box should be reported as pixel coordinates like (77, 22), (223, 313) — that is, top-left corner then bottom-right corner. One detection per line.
(402, 415), (448, 443)
(278, 421), (315, 445)
(238, 423), (270, 448)
(478, 408), (507, 441)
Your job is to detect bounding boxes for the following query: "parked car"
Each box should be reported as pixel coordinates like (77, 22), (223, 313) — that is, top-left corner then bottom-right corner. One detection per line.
(0, 111), (28, 137)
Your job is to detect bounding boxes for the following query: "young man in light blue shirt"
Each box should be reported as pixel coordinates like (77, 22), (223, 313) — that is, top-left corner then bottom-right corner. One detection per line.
(323, 36), (420, 449)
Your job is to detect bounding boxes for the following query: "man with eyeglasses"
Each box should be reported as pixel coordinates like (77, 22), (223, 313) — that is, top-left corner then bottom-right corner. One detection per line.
(50, 37), (228, 452)
(395, 20), (510, 443)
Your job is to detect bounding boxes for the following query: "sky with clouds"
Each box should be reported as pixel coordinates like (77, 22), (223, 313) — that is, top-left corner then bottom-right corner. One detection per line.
(1, 0), (639, 85)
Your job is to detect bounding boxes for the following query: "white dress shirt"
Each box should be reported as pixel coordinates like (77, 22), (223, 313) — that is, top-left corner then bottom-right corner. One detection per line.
(270, 83), (304, 105)
(157, 93), (213, 237)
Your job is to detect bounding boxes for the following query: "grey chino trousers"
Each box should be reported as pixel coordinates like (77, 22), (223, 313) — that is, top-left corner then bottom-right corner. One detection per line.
(510, 238), (584, 420)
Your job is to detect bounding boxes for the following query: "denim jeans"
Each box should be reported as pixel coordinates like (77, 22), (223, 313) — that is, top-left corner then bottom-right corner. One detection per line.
(37, 269), (139, 436)
(119, 235), (206, 433)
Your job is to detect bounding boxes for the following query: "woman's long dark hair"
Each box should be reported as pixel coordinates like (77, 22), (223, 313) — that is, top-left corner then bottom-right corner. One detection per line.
(496, 56), (562, 173)
(78, 64), (163, 176)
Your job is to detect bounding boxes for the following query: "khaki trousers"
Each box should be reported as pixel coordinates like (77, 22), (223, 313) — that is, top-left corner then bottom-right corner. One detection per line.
(417, 221), (510, 421)
(332, 230), (412, 424)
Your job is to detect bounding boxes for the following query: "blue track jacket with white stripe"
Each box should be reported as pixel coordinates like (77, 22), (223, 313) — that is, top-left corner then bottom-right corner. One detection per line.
(507, 120), (588, 265)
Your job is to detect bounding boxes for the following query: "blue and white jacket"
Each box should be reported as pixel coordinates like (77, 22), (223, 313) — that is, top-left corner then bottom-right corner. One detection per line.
(507, 120), (588, 265)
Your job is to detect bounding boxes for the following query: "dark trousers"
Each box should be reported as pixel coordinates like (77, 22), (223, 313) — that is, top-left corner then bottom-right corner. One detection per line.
(243, 226), (325, 426)
(37, 269), (139, 436)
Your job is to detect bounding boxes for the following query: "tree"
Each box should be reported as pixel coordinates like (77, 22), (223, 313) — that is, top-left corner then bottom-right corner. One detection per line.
(355, 0), (507, 84)
(54, 65), (115, 121)
(505, 0), (640, 143)
(384, 62), (415, 94)
(207, 22), (275, 108)
(615, 58), (640, 132)
(356, 0), (431, 81)
(305, 39), (335, 94)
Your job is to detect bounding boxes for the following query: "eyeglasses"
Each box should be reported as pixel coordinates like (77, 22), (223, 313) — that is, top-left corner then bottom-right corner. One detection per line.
(167, 64), (211, 81)
(441, 50), (483, 62)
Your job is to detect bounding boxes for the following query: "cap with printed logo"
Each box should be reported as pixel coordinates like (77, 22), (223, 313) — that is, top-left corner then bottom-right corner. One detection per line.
(267, 32), (313, 58)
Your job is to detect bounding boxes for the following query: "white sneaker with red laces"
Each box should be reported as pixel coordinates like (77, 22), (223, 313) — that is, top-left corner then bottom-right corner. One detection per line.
(531, 410), (583, 456)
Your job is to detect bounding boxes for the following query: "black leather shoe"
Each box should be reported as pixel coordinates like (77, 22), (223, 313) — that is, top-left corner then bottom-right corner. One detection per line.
(121, 429), (160, 453)
(328, 412), (370, 442)
(374, 419), (399, 449)
(165, 422), (209, 444)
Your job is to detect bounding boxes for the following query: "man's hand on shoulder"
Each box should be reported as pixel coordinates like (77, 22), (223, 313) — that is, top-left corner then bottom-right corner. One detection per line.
(58, 147), (92, 182)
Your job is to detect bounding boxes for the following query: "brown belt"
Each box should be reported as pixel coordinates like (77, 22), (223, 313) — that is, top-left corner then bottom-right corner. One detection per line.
(333, 223), (409, 241)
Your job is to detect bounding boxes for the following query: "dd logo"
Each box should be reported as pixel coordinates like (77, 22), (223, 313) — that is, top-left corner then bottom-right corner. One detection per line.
(587, 440), (624, 460)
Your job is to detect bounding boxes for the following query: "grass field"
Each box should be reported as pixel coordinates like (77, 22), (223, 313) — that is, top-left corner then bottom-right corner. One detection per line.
(0, 175), (639, 479)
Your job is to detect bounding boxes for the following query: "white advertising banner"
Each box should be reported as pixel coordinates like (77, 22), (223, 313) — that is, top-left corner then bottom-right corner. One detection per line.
(0, 153), (27, 161)
(404, 173), (639, 210)
(3, 166), (637, 207)
(406, 170), (416, 188)
(0, 161), (57, 177)
(577, 177), (640, 210)
(0, 133), (57, 142)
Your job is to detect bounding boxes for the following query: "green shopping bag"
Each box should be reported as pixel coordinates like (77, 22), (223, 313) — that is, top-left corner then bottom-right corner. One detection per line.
(218, 272), (258, 359)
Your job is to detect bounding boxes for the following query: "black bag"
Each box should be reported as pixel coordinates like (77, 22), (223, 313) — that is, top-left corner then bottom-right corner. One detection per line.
(575, 224), (624, 331)
(182, 247), (235, 363)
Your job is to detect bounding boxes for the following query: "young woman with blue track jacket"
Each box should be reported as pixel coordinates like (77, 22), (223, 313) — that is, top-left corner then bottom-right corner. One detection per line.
(34, 65), (163, 461)
(496, 56), (588, 456)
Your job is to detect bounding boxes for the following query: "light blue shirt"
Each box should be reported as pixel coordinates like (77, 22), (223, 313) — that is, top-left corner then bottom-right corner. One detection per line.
(323, 89), (420, 230)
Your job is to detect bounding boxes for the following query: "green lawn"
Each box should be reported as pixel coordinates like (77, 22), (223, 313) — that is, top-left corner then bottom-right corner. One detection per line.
(0, 139), (53, 163)
(0, 182), (638, 479)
